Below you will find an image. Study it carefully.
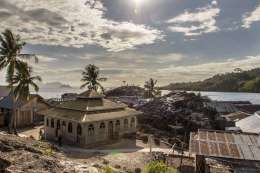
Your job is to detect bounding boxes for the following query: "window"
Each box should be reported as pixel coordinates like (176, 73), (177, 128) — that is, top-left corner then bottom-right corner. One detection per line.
(88, 124), (94, 136)
(100, 122), (105, 129)
(68, 122), (73, 133)
(62, 121), (66, 126)
(77, 124), (82, 135)
(51, 119), (54, 128)
(124, 119), (128, 129)
(46, 118), (49, 127)
(57, 120), (60, 129)
(115, 120), (120, 130)
(130, 117), (135, 128)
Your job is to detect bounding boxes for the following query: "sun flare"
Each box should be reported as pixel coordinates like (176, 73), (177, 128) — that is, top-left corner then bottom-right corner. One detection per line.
(134, 0), (145, 5)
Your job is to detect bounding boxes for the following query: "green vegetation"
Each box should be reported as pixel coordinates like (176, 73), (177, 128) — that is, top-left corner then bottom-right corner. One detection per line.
(144, 78), (161, 98)
(12, 63), (41, 99)
(162, 68), (260, 93)
(33, 142), (54, 156)
(102, 166), (116, 173)
(80, 64), (107, 92)
(241, 76), (260, 92)
(142, 161), (178, 173)
(0, 29), (38, 134)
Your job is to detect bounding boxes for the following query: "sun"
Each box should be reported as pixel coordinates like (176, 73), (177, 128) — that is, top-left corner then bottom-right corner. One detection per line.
(134, 0), (145, 5)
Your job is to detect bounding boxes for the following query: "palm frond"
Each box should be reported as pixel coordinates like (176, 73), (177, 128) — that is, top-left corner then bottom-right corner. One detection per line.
(18, 54), (38, 63)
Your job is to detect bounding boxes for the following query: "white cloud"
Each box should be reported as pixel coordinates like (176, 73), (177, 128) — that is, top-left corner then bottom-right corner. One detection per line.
(37, 55), (57, 62)
(166, 4), (220, 36)
(211, 1), (218, 6)
(158, 55), (260, 83)
(0, 0), (163, 52)
(242, 4), (260, 28)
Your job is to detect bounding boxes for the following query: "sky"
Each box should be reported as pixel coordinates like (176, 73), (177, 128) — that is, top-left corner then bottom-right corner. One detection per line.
(0, 0), (260, 88)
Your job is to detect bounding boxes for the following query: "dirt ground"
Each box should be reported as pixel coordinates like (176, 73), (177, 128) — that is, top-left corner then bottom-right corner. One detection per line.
(1, 126), (195, 172)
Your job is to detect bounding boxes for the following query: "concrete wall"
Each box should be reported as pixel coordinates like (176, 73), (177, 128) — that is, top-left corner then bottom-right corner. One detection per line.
(44, 115), (137, 147)
(16, 97), (49, 128)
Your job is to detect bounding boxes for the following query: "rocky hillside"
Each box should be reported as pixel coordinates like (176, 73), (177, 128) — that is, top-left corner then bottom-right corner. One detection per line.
(0, 134), (64, 172)
(0, 134), (127, 173)
(105, 86), (145, 97)
(137, 92), (216, 145)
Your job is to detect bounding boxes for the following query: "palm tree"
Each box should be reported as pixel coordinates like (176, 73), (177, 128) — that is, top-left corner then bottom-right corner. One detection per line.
(80, 64), (107, 92)
(12, 62), (42, 100)
(144, 78), (160, 98)
(0, 29), (38, 133)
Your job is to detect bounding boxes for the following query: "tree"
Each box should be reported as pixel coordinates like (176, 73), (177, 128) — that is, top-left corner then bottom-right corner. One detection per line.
(12, 62), (41, 100)
(234, 68), (243, 73)
(80, 64), (107, 92)
(144, 78), (160, 98)
(0, 29), (38, 133)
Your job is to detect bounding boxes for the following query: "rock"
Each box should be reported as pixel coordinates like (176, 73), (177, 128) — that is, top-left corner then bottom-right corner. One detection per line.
(103, 159), (109, 165)
(115, 164), (121, 169)
(0, 142), (14, 152)
(134, 168), (142, 173)
(0, 158), (11, 171)
(84, 166), (99, 173)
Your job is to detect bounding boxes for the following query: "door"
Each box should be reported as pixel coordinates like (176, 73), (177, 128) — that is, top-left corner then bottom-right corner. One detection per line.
(108, 121), (114, 140)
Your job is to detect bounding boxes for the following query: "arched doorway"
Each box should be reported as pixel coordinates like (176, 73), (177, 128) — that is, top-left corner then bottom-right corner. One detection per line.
(77, 124), (82, 144)
(108, 121), (113, 140)
(115, 120), (120, 139)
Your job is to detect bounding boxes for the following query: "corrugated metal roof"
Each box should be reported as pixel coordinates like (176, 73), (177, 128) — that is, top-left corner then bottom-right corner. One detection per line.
(236, 112), (260, 133)
(0, 96), (23, 109)
(189, 129), (260, 161)
(205, 101), (238, 114)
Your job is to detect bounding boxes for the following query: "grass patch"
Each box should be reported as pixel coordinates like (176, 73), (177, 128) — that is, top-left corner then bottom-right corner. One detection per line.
(142, 161), (179, 173)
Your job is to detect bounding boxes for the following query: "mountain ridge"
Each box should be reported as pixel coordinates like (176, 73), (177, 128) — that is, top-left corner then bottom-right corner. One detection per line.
(161, 68), (260, 93)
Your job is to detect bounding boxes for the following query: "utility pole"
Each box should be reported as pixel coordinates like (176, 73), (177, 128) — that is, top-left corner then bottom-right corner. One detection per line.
(149, 135), (152, 153)
(179, 131), (187, 172)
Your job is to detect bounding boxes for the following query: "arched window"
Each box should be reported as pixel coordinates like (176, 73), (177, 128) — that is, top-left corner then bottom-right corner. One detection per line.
(68, 122), (73, 133)
(77, 124), (82, 135)
(57, 120), (60, 129)
(124, 119), (128, 129)
(51, 119), (54, 128)
(46, 118), (49, 127)
(100, 122), (105, 129)
(130, 117), (135, 128)
(88, 124), (94, 136)
(62, 121), (66, 126)
(115, 120), (120, 130)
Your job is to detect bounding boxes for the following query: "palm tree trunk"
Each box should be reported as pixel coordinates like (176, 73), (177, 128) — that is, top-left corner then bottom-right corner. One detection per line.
(8, 85), (14, 133)
(8, 84), (17, 135)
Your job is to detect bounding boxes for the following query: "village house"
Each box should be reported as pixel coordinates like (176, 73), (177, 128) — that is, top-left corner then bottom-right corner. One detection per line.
(0, 86), (50, 128)
(189, 129), (260, 173)
(40, 90), (141, 147)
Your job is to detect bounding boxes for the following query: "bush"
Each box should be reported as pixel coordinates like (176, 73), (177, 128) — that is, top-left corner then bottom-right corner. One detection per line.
(102, 166), (116, 173)
(142, 161), (178, 173)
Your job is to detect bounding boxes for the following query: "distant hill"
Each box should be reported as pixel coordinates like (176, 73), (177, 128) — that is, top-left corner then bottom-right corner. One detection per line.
(39, 82), (73, 90)
(162, 68), (260, 93)
(105, 86), (145, 97)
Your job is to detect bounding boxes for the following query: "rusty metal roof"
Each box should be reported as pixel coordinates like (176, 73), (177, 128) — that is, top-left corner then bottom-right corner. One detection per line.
(189, 129), (260, 161)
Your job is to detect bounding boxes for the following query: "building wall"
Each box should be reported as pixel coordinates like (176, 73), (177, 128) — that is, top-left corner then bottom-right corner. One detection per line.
(16, 97), (49, 128)
(44, 115), (137, 147)
(0, 114), (4, 127)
